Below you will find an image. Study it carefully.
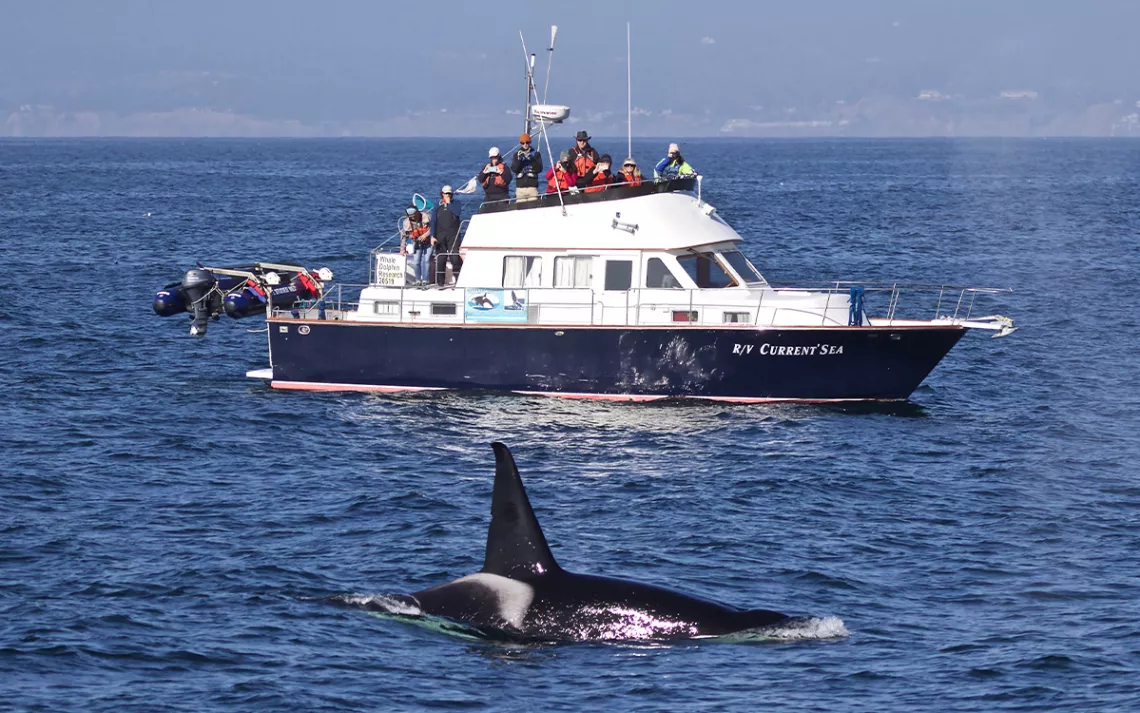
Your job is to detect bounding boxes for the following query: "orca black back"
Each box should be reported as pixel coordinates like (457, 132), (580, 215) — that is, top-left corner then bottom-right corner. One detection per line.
(482, 442), (561, 579)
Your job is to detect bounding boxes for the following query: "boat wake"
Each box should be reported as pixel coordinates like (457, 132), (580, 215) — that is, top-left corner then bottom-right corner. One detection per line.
(711, 616), (850, 643)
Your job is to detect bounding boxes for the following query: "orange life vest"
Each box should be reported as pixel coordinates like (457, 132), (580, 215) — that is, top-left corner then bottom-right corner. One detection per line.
(408, 223), (430, 242)
(619, 172), (642, 187)
(547, 168), (573, 193)
(483, 163), (509, 188)
(585, 171), (612, 193)
(572, 148), (597, 176)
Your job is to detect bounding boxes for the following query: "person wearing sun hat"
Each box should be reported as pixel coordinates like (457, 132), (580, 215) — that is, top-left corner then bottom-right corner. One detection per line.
(479, 146), (512, 204)
(568, 129), (601, 177)
(616, 157), (643, 186)
(510, 132), (544, 203)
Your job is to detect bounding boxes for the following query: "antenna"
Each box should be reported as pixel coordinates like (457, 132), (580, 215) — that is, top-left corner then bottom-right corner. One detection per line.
(627, 22), (632, 161)
(543, 25), (558, 104)
(519, 33), (539, 135)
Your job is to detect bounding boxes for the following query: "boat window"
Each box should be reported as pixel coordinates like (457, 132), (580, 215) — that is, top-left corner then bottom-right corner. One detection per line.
(676, 253), (737, 289)
(604, 261), (632, 291)
(503, 256), (542, 288)
(554, 256), (592, 288)
(645, 258), (682, 289)
(719, 250), (768, 286)
(373, 301), (399, 315)
(431, 303), (457, 316)
(723, 311), (751, 323)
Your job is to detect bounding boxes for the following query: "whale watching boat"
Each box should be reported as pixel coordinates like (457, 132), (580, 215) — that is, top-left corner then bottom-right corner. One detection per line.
(154, 28), (1015, 403)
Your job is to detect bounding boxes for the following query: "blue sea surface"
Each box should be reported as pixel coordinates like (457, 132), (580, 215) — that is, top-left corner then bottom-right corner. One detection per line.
(2, 138), (1139, 711)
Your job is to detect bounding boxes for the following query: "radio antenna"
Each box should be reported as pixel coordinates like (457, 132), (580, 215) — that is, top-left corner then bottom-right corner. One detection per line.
(519, 31), (537, 134)
(626, 22), (632, 161)
(543, 25), (558, 104)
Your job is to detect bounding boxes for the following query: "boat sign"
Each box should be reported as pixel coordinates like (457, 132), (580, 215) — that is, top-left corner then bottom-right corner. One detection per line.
(375, 254), (406, 286)
(464, 289), (528, 323)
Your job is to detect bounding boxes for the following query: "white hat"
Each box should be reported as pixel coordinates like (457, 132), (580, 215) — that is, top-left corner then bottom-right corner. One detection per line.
(668, 143), (680, 154)
(488, 146), (501, 157)
(441, 184), (453, 194)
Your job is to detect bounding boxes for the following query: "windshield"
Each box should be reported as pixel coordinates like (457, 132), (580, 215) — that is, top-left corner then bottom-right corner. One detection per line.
(676, 253), (736, 289)
(719, 250), (768, 286)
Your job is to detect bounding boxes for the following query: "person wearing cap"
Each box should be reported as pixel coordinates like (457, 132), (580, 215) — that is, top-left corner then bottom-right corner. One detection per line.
(434, 185), (463, 285)
(654, 142), (696, 180)
(581, 153), (615, 193)
(479, 146), (512, 204)
(546, 150), (579, 194)
(510, 133), (544, 203)
(568, 130), (601, 177)
(400, 206), (434, 286)
(615, 157), (643, 187)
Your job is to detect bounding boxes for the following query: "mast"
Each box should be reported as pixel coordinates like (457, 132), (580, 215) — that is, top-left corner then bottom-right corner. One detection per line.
(627, 22), (632, 161)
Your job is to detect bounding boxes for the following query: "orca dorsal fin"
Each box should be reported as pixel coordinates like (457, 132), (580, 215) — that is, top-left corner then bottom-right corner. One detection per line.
(482, 443), (561, 579)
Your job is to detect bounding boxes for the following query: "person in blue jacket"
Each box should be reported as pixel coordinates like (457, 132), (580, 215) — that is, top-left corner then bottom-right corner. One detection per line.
(654, 143), (696, 180)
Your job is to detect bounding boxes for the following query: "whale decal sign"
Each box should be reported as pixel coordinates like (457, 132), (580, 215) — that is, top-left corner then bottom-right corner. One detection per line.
(337, 443), (846, 643)
(464, 289), (528, 323)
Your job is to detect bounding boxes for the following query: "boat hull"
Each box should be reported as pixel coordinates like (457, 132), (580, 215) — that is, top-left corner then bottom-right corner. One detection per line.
(263, 319), (966, 402)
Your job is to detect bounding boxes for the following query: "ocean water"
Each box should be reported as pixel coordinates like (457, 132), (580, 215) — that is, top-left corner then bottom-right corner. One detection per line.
(2, 137), (1139, 711)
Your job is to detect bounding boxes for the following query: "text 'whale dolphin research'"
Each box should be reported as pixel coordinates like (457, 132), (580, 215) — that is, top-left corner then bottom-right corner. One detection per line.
(343, 443), (846, 643)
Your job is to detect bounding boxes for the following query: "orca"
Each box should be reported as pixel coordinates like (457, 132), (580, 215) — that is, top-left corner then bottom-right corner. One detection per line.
(359, 443), (805, 642)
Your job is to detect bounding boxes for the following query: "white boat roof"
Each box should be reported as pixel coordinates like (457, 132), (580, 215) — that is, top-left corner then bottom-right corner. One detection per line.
(461, 184), (743, 253)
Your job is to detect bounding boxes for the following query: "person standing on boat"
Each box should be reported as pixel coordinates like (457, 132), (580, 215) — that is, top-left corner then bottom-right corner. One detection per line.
(615, 158), (643, 186)
(582, 154), (615, 193)
(479, 147), (512, 205)
(511, 133), (543, 203)
(546, 150), (578, 193)
(654, 143), (696, 180)
(568, 130), (601, 177)
(434, 185), (463, 286)
(400, 206), (434, 286)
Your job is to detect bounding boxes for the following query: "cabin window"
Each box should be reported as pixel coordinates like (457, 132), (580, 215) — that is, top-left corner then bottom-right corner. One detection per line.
(503, 256), (542, 288)
(604, 260), (633, 291)
(723, 311), (751, 323)
(672, 310), (699, 322)
(373, 301), (399, 315)
(719, 250), (768, 286)
(676, 253), (736, 289)
(431, 303), (457, 316)
(645, 257), (682, 289)
(554, 256), (592, 288)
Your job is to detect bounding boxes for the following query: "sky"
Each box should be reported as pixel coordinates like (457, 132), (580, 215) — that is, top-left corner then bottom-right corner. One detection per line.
(3, 0), (1140, 137)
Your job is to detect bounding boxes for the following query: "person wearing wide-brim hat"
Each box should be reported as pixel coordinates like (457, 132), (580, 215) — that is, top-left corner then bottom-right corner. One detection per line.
(568, 129), (601, 177)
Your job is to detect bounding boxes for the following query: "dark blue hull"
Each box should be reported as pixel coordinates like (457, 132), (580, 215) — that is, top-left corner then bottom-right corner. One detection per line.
(265, 319), (967, 401)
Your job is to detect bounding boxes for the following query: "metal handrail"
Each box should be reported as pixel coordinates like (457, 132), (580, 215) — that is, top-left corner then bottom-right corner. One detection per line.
(275, 280), (1007, 330)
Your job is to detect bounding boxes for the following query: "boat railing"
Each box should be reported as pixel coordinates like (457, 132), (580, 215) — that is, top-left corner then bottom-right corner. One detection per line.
(771, 282), (1012, 323)
(274, 281), (1011, 330)
(475, 176), (698, 214)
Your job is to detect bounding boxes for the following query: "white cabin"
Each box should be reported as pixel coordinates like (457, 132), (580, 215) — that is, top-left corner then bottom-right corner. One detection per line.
(348, 183), (860, 329)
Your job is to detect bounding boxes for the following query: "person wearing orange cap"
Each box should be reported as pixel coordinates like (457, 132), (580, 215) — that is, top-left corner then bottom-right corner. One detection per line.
(510, 133), (544, 203)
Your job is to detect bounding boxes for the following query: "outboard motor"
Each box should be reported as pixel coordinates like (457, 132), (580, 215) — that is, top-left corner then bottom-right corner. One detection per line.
(182, 268), (220, 336)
